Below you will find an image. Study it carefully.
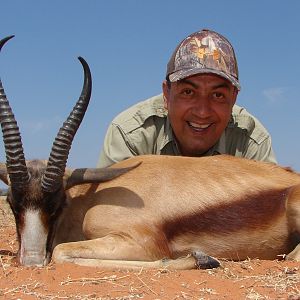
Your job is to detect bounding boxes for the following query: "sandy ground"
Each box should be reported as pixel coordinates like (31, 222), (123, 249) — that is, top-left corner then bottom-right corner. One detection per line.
(0, 196), (299, 300)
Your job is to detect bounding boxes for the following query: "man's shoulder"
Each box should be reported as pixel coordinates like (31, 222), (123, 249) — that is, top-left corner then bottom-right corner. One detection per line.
(230, 105), (271, 144)
(111, 94), (167, 133)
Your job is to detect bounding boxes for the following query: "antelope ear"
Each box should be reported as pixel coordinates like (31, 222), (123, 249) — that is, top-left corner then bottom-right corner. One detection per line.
(0, 163), (9, 185)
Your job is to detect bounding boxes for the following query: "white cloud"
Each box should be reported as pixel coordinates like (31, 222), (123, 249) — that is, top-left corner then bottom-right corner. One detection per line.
(22, 116), (62, 134)
(262, 87), (286, 104)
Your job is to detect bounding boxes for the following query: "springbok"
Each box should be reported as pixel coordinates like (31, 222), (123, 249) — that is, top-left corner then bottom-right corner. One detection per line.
(1, 36), (300, 270)
(0, 36), (140, 266)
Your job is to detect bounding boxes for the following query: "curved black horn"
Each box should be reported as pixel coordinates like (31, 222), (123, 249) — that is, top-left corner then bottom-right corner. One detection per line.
(0, 35), (30, 190)
(41, 57), (92, 192)
(0, 36), (15, 51)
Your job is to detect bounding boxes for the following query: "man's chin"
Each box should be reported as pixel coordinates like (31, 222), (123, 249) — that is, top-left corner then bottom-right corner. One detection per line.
(181, 149), (210, 157)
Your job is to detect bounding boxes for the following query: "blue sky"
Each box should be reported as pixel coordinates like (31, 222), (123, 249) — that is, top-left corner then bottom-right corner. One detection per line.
(1, 1), (300, 174)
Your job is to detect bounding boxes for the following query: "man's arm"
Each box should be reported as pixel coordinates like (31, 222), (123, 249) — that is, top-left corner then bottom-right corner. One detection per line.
(97, 123), (137, 168)
(244, 136), (277, 164)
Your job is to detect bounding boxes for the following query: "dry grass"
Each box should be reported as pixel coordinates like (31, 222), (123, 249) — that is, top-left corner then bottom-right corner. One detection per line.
(0, 196), (299, 299)
(0, 196), (15, 228)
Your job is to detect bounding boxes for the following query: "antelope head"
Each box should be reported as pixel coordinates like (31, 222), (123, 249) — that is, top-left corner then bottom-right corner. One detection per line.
(0, 36), (137, 266)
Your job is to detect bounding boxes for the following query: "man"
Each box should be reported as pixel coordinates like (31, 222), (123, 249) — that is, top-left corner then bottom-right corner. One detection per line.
(97, 29), (276, 168)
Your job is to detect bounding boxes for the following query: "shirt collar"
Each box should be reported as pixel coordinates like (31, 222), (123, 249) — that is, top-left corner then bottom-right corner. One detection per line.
(159, 116), (175, 150)
(203, 131), (226, 156)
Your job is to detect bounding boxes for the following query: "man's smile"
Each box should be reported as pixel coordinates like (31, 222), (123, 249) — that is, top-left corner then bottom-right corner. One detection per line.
(187, 121), (212, 132)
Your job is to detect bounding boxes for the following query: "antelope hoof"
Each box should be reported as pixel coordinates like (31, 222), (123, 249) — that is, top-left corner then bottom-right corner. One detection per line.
(192, 250), (220, 269)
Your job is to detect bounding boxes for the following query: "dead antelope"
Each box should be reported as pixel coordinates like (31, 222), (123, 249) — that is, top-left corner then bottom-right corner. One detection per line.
(1, 36), (300, 270)
(0, 36), (140, 266)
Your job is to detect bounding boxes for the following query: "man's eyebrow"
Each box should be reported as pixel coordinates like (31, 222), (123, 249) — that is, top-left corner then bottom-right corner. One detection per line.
(176, 78), (198, 88)
(212, 82), (231, 90)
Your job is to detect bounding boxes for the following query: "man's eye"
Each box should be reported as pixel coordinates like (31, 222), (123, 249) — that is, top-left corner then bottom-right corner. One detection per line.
(213, 92), (225, 99)
(182, 89), (194, 96)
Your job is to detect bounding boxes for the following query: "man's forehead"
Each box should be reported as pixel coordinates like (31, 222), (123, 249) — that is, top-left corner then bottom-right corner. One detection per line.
(174, 74), (233, 88)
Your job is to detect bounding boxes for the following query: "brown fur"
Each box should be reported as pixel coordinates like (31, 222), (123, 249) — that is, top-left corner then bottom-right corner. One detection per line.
(50, 154), (300, 268)
(162, 188), (287, 238)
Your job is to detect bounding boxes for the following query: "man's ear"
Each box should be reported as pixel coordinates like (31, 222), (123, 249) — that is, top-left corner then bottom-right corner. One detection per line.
(232, 87), (239, 105)
(162, 80), (170, 109)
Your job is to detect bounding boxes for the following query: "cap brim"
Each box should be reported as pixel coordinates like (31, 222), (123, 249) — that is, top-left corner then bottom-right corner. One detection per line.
(168, 68), (241, 91)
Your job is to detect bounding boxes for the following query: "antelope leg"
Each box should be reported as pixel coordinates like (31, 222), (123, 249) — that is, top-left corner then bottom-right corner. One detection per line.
(52, 236), (197, 270)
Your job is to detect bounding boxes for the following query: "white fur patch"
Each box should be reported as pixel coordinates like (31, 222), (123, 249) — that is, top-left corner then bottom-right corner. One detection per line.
(19, 209), (48, 265)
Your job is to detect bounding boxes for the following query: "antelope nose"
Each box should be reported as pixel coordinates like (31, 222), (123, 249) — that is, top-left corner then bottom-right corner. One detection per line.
(19, 251), (46, 266)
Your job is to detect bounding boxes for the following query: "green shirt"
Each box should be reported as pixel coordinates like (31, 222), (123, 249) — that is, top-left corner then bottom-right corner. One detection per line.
(97, 94), (277, 167)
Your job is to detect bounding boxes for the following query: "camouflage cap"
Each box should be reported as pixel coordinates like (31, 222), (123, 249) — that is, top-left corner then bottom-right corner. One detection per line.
(166, 29), (240, 90)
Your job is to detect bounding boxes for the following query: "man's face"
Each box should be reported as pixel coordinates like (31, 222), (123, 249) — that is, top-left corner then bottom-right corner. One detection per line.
(163, 73), (238, 156)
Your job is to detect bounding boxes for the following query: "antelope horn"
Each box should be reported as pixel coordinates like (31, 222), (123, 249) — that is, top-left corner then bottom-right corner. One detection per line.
(0, 35), (30, 191)
(65, 162), (142, 190)
(0, 36), (15, 51)
(41, 56), (92, 192)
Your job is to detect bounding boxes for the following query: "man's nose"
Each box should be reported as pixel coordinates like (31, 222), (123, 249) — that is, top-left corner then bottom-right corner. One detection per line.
(191, 98), (212, 118)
